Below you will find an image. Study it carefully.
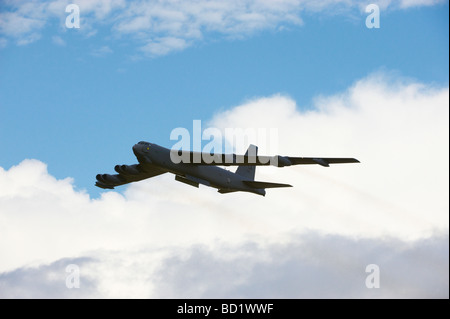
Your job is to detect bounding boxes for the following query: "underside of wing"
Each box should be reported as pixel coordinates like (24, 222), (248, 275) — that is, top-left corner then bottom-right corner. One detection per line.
(243, 181), (293, 189)
(170, 150), (359, 168)
(218, 189), (239, 194)
(95, 164), (167, 189)
(286, 157), (360, 167)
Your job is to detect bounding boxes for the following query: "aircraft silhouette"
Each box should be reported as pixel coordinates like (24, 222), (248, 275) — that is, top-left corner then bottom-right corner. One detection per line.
(96, 142), (359, 196)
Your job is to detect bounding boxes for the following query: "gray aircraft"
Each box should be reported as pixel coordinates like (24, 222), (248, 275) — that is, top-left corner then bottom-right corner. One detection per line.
(96, 142), (359, 196)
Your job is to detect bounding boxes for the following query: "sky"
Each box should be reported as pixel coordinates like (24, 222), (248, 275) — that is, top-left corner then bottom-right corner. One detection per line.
(0, 0), (448, 298)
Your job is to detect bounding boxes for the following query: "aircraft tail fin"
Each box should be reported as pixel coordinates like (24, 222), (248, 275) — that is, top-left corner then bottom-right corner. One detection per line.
(236, 144), (258, 180)
(243, 180), (292, 189)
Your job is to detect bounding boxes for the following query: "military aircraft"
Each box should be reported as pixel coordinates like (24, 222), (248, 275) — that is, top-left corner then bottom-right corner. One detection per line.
(95, 142), (359, 196)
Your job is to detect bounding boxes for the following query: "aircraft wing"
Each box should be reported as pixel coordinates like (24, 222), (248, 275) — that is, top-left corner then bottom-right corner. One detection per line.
(172, 150), (359, 167)
(95, 164), (167, 189)
(285, 157), (360, 167)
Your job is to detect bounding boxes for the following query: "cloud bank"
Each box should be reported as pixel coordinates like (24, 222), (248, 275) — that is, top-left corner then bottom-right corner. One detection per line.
(0, 0), (447, 54)
(0, 73), (448, 297)
(1, 234), (448, 298)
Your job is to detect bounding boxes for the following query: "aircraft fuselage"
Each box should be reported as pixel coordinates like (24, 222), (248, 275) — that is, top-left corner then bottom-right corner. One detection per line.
(133, 142), (265, 196)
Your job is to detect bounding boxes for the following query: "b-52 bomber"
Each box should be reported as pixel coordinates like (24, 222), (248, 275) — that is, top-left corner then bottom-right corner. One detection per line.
(96, 142), (359, 196)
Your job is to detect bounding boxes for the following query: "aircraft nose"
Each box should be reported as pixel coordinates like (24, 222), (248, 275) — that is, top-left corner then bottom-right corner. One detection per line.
(132, 144), (139, 156)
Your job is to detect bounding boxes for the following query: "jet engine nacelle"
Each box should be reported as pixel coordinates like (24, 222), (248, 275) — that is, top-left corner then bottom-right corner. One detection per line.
(96, 174), (124, 184)
(114, 164), (141, 175)
(276, 156), (292, 167)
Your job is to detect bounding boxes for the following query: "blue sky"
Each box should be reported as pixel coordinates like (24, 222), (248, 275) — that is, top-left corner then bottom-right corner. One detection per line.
(0, 1), (448, 196)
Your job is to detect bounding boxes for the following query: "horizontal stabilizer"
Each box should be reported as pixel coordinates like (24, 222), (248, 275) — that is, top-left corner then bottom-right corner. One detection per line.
(243, 180), (292, 189)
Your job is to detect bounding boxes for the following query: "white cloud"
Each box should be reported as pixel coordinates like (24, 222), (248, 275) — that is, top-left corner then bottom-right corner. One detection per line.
(0, 73), (448, 297)
(0, 234), (448, 298)
(140, 37), (189, 56)
(152, 234), (449, 298)
(399, 0), (448, 8)
(0, 11), (45, 37)
(209, 74), (449, 239)
(0, 0), (446, 53)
